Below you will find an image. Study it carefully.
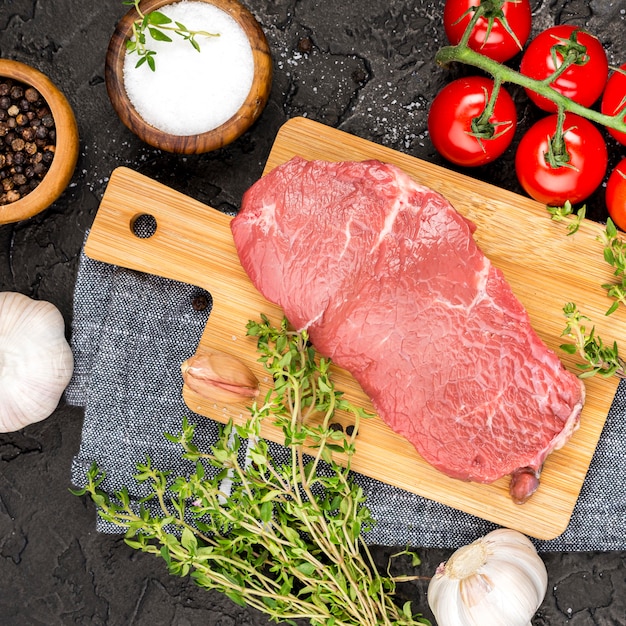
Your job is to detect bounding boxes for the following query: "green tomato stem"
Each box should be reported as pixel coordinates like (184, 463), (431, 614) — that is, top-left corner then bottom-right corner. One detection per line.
(435, 44), (626, 134)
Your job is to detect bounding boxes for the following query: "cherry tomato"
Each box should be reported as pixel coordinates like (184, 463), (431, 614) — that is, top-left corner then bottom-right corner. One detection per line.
(515, 112), (608, 206)
(443, 0), (532, 63)
(519, 25), (609, 112)
(601, 64), (626, 146)
(606, 159), (626, 231)
(428, 76), (517, 167)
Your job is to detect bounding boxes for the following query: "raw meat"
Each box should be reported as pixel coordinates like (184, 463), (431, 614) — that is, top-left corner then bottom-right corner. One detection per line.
(231, 157), (586, 503)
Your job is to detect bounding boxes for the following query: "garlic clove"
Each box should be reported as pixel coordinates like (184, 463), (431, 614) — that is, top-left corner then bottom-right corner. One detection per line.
(181, 349), (259, 404)
(428, 528), (548, 626)
(0, 292), (74, 432)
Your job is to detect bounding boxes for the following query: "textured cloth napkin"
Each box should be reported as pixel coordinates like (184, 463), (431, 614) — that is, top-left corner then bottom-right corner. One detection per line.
(68, 242), (626, 552)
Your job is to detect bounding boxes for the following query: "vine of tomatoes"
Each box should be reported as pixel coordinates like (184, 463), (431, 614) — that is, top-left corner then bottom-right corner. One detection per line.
(431, 0), (626, 225)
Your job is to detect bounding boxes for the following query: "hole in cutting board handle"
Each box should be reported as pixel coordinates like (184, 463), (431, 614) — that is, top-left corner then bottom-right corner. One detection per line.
(131, 213), (157, 239)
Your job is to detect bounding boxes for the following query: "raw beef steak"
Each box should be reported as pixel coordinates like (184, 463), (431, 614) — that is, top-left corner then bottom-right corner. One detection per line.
(231, 157), (586, 503)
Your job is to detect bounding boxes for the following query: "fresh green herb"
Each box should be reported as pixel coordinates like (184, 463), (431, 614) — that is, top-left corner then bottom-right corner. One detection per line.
(123, 0), (219, 71)
(560, 302), (626, 378)
(599, 218), (626, 315)
(546, 200), (586, 235)
(72, 315), (431, 626)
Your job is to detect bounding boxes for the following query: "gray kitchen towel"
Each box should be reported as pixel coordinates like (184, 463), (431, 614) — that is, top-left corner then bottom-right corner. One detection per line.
(68, 243), (626, 552)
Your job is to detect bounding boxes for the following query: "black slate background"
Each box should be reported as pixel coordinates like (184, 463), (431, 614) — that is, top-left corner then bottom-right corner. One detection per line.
(1, 0), (626, 624)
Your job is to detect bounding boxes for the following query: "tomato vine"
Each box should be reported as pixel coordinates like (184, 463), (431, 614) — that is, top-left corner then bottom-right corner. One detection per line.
(435, 34), (626, 139)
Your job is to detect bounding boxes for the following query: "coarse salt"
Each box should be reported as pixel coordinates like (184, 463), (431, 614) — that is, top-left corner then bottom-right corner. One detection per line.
(123, 1), (254, 136)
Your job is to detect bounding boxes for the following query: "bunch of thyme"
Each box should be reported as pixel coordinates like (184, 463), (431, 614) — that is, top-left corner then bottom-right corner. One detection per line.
(73, 315), (430, 626)
(560, 303), (625, 379)
(123, 0), (219, 71)
(599, 218), (626, 315)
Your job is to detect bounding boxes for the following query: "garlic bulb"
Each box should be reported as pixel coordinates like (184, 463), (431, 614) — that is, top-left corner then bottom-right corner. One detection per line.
(0, 292), (74, 432)
(427, 528), (547, 626)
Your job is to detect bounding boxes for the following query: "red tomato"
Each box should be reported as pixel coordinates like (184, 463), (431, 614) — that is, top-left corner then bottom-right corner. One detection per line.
(606, 158), (626, 230)
(520, 25), (608, 112)
(515, 113), (608, 205)
(443, 0), (532, 63)
(601, 64), (626, 146)
(428, 76), (517, 167)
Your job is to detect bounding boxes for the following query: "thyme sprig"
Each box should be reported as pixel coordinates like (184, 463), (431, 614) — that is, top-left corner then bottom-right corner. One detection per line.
(72, 315), (430, 626)
(123, 0), (219, 71)
(599, 218), (626, 315)
(561, 303), (626, 378)
(546, 200), (586, 235)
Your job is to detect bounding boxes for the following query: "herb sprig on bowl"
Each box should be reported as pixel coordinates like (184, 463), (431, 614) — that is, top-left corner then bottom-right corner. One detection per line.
(123, 0), (219, 71)
(73, 315), (431, 625)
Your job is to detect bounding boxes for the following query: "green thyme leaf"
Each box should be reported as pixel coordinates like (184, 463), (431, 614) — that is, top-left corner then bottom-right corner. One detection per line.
(546, 200), (586, 235)
(561, 303), (626, 378)
(147, 10), (172, 25)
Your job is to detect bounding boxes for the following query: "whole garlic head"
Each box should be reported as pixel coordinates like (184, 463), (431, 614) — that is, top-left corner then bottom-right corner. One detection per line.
(0, 292), (74, 432)
(427, 528), (548, 626)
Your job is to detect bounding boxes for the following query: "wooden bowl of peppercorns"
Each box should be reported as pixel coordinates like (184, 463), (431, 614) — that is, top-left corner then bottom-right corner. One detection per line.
(0, 59), (79, 224)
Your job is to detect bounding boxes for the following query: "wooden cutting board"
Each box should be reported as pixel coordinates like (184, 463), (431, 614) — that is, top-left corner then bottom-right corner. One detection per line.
(85, 116), (626, 540)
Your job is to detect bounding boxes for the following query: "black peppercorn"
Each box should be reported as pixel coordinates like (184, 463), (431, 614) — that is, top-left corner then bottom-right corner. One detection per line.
(192, 294), (210, 311)
(5, 189), (20, 203)
(9, 86), (23, 100)
(41, 150), (54, 165)
(0, 77), (56, 205)
(297, 36), (314, 53)
(20, 127), (35, 142)
(24, 87), (39, 103)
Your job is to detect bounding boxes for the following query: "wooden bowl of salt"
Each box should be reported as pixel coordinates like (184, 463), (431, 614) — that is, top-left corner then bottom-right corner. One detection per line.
(105, 0), (272, 154)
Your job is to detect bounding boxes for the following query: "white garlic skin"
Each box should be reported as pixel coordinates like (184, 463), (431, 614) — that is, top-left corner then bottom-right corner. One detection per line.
(0, 292), (74, 432)
(427, 528), (548, 626)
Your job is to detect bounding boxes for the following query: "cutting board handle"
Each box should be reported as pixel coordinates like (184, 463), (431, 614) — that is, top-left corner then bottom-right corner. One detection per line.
(85, 165), (283, 363)
(86, 167), (238, 293)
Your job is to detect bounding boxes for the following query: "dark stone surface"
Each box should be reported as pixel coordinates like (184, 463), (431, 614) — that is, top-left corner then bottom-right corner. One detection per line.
(0, 0), (625, 624)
